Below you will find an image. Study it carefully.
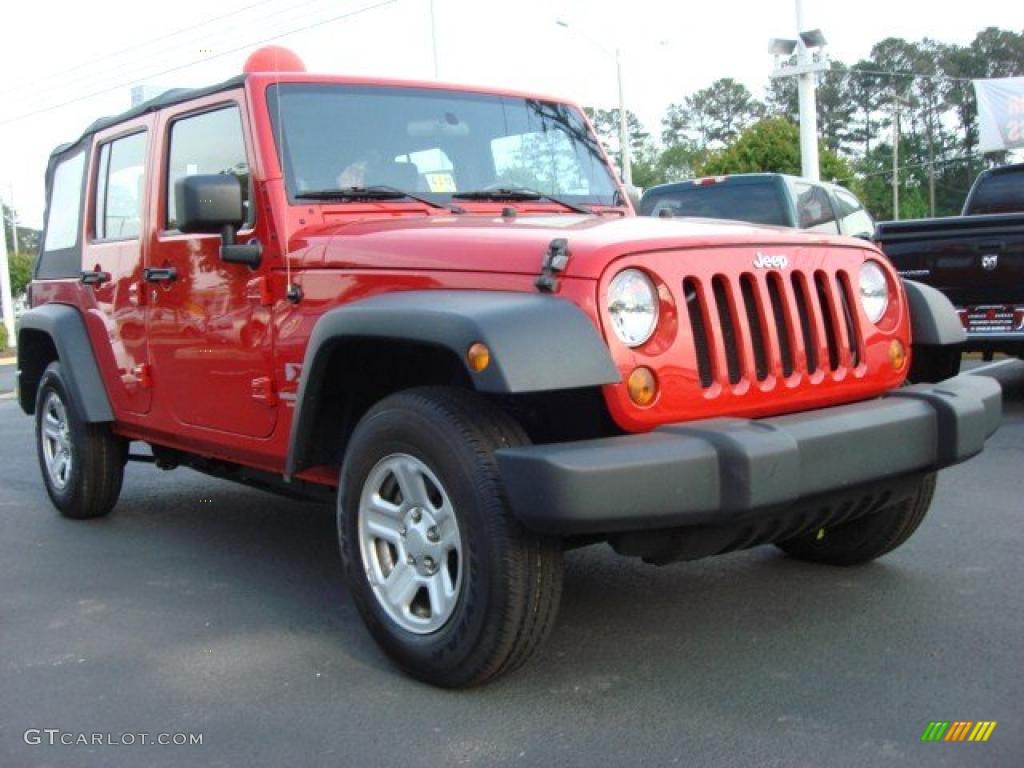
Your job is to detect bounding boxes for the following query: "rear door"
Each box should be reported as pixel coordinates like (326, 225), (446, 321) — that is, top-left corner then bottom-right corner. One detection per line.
(81, 118), (153, 415)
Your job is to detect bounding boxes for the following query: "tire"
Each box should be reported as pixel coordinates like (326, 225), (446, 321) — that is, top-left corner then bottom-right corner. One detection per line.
(908, 345), (961, 383)
(776, 473), (936, 566)
(337, 386), (563, 688)
(35, 361), (126, 519)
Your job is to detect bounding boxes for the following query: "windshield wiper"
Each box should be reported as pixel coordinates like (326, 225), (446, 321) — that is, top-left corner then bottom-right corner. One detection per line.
(452, 186), (593, 215)
(295, 185), (464, 213)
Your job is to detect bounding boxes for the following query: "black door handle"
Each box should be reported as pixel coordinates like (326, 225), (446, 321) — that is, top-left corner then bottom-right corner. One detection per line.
(143, 267), (178, 283)
(80, 270), (111, 286)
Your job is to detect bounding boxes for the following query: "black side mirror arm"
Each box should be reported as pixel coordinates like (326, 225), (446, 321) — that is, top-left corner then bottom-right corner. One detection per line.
(219, 224), (262, 267)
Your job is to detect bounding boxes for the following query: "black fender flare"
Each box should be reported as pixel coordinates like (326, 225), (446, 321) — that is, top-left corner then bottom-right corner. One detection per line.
(286, 290), (620, 476)
(902, 280), (966, 347)
(16, 304), (114, 422)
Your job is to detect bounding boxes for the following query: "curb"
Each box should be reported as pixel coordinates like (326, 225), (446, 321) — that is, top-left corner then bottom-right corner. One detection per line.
(0, 357), (15, 365)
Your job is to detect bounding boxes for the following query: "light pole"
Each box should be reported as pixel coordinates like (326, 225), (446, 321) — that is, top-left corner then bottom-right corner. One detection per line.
(428, 0), (440, 79)
(556, 20), (632, 187)
(769, 0), (828, 181)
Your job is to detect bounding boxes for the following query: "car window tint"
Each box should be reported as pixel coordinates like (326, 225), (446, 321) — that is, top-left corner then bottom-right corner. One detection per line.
(639, 183), (788, 226)
(968, 171), (1024, 214)
(95, 131), (147, 240)
(792, 182), (839, 233)
(43, 150), (86, 252)
(166, 106), (250, 229)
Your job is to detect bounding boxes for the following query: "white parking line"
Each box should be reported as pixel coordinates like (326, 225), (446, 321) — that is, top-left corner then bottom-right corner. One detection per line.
(967, 359), (1020, 376)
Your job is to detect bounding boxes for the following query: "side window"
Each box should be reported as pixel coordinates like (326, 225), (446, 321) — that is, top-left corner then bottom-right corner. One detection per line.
(43, 150), (86, 252)
(166, 106), (250, 230)
(94, 131), (147, 240)
(832, 187), (875, 238)
(792, 182), (839, 233)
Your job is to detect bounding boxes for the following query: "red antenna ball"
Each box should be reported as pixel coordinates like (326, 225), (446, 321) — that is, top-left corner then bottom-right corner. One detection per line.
(243, 46), (306, 74)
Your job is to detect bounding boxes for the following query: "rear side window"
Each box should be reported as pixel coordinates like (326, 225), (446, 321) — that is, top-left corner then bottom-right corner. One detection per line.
(165, 106), (250, 230)
(966, 170), (1024, 215)
(832, 187), (874, 238)
(94, 131), (147, 240)
(640, 183), (789, 226)
(43, 150), (86, 252)
(790, 181), (839, 233)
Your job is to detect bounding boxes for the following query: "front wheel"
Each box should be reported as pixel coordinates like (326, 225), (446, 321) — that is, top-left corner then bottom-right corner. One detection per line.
(337, 387), (563, 687)
(776, 473), (936, 566)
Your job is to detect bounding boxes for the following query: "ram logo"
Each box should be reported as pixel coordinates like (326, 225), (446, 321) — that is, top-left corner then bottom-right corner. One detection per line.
(753, 252), (789, 270)
(981, 254), (998, 271)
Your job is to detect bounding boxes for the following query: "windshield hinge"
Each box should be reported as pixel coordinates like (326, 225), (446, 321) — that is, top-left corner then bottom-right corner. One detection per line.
(535, 238), (570, 293)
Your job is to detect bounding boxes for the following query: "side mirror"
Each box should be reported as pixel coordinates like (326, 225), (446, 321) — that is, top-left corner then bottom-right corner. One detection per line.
(174, 174), (261, 267)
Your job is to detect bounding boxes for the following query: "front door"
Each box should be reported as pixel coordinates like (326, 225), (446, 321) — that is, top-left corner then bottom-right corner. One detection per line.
(146, 99), (276, 439)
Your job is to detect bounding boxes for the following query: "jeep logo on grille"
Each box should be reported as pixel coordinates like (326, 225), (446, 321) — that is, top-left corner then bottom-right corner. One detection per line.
(753, 252), (788, 270)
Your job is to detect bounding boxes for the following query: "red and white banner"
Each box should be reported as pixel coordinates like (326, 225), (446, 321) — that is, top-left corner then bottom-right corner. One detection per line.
(974, 77), (1024, 153)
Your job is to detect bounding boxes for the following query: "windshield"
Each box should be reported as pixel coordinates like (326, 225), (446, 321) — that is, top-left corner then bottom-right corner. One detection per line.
(267, 84), (619, 207)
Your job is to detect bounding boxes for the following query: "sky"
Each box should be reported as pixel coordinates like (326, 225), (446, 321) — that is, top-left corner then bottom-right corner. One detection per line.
(1, 0), (1021, 228)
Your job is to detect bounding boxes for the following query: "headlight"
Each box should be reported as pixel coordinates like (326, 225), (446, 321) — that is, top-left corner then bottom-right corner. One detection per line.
(607, 269), (659, 347)
(859, 260), (889, 324)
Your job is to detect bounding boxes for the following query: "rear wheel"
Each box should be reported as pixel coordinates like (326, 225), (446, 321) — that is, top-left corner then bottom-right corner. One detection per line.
(35, 362), (127, 519)
(776, 473), (936, 566)
(337, 386), (563, 688)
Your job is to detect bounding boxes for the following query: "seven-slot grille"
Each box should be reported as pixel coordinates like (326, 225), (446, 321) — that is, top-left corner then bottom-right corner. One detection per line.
(683, 269), (863, 389)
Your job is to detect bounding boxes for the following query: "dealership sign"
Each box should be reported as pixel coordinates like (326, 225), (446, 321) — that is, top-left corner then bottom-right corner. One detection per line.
(974, 77), (1024, 153)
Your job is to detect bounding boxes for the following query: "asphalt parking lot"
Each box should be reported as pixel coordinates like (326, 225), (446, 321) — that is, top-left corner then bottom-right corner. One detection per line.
(1, 361), (1022, 767)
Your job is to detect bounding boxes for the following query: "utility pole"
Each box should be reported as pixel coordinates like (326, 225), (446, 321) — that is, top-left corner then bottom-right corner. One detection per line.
(891, 97), (901, 221)
(616, 48), (632, 187)
(8, 184), (17, 256)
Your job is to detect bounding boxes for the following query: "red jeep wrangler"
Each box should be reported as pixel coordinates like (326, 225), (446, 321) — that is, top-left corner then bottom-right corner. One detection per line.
(17, 47), (1000, 687)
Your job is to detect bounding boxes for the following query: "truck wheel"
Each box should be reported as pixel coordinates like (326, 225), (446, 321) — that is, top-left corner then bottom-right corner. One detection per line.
(776, 473), (936, 566)
(337, 386), (563, 687)
(35, 362), (127, 519)
(908, 345), (961, 383)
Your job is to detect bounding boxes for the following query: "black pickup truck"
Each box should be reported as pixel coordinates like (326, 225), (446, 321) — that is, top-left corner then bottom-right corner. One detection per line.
(875, 164), (1024, 370)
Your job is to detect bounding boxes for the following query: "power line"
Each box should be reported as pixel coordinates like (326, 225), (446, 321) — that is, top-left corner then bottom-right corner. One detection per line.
(836, 152), (987, 183)
(0, 0), (280, 98)
(2, 0), (335, 106)
(0, 0), (400, 127)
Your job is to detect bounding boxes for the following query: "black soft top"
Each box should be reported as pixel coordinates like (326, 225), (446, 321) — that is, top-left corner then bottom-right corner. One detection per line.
(49, 74), (247, 160)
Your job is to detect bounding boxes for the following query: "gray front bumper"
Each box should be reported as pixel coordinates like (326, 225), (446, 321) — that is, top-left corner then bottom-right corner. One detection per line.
(496, 374), (1002, 535)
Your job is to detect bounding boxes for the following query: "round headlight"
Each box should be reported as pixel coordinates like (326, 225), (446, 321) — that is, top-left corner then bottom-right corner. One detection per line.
(859, 260), (889, 324)
(607, 269), (659, 347)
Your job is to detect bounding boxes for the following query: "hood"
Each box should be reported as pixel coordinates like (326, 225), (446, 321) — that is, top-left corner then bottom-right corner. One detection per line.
(296, 213), (875, 280)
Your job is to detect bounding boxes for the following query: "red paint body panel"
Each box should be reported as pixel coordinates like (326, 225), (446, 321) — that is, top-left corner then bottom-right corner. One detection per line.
(30, 70), (912, 486)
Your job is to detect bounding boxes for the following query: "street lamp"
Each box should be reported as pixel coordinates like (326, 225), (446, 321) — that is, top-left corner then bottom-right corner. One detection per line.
(556, 20), (632, 187)
(768, 0), (828, 181)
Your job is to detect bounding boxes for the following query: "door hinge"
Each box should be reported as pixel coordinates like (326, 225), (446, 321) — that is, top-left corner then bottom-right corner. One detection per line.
(131, 363), (153, 389)
(250, 376), (277, 406)
(247, 276), (275, 307)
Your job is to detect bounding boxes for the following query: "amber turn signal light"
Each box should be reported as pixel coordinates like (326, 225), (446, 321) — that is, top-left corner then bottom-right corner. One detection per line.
(627, 367), (658, 406)
(889, 339), (907, 371)
(467, 342), (491, 372)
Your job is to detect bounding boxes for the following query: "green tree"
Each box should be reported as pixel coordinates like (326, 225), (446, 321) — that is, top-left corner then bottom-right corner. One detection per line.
(3, 203), (39, 296)
(662, 78), (765, 147)
(697, 117), (850, 181)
